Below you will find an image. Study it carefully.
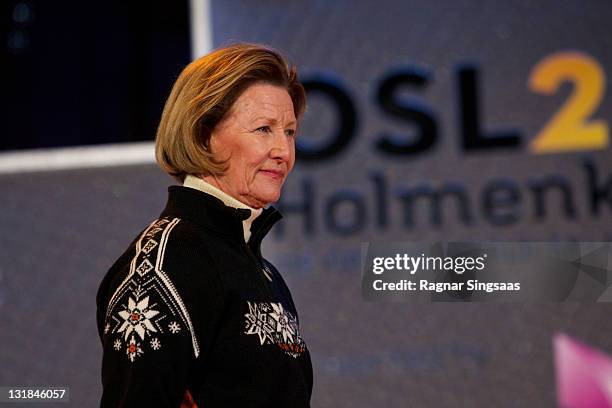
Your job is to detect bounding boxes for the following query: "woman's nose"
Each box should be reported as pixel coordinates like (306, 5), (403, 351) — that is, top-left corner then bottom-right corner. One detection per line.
(270, 130), (291, 161)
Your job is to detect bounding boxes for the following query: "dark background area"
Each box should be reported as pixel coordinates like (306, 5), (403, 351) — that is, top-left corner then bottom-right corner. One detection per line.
(3, 1), (190, 150)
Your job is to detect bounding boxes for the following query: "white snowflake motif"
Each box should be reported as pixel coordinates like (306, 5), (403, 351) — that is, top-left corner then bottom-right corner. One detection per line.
(104, 323), (111, 334)
(113, 339), (121, 351)
(117, 296), (159, 341)
(126, 336), (143, 362)
(244, 301), (306, 358)
(244, 302), (274, 345)
(150, 338), (161, 351)
(168, 321), (181, 334)
(269, 303), (295, 343)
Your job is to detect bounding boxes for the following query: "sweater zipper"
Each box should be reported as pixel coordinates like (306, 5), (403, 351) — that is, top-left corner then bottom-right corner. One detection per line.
(243, 242), (275, 297)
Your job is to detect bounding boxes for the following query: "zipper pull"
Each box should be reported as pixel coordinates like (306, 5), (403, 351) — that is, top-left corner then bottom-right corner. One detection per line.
(262, 264), (273, 282)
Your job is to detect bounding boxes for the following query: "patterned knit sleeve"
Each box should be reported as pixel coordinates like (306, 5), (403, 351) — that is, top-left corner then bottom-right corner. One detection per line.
(97, 217), (221, 407)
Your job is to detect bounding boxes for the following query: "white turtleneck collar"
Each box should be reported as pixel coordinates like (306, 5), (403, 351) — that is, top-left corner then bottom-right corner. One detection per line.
(183, 175), (263, 243)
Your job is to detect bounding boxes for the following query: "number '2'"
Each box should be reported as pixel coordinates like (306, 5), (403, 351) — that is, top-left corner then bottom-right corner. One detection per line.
(529, 51), (609, 154)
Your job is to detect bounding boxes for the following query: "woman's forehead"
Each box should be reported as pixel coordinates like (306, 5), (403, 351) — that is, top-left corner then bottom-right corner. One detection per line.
(235, 84), (293, 110)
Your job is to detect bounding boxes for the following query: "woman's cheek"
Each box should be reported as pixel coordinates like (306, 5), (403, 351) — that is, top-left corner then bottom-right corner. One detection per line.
(288, 152), (296, 172)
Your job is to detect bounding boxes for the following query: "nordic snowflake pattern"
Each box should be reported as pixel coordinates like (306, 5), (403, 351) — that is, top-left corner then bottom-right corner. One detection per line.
(244, 301), (306, 358)
(141, 238), (158, 254)
(169, 321), (181, 334)
(117, 295), (159, 341)
(103, 217), (200, 362)
(126, 336), (143, 362)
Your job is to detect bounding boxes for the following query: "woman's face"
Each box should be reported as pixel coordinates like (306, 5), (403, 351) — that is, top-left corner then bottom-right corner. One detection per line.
(204, 83), (297, 208)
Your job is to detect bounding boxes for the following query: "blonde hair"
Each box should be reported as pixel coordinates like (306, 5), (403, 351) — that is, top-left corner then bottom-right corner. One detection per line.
(155, 42), (306, 182)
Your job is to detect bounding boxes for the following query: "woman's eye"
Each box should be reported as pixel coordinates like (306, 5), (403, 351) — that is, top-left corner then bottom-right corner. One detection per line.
(256, 126), (271, 133)
(285, 129), (296, 137)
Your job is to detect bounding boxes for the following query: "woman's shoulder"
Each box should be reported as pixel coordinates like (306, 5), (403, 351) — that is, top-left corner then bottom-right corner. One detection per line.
(119, 216), (222, 283)
(96, 216), (225, 354)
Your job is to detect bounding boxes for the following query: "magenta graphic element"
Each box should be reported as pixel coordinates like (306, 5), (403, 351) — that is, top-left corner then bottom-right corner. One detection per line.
(555, 333), (612, 408)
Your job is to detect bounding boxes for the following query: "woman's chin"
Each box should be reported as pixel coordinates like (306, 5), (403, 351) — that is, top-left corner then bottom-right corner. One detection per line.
(251, 188), (281, 206)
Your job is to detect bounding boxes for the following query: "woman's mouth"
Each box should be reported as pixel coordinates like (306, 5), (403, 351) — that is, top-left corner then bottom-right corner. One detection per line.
(259, 169), (284, 180)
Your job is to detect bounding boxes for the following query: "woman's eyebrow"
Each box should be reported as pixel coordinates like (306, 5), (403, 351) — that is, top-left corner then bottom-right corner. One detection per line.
(252, 116), (297, 127)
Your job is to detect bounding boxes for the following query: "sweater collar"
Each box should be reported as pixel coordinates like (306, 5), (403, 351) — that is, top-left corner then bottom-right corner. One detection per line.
(160, 184), (282, 251)
(183, 175), (263, 243)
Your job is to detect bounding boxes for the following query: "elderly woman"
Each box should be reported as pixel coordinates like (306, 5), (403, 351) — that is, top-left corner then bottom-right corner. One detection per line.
(96, 43), (312, 407)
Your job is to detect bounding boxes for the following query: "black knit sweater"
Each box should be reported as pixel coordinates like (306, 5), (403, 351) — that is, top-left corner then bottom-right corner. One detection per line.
(96, 186), (313, 407)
